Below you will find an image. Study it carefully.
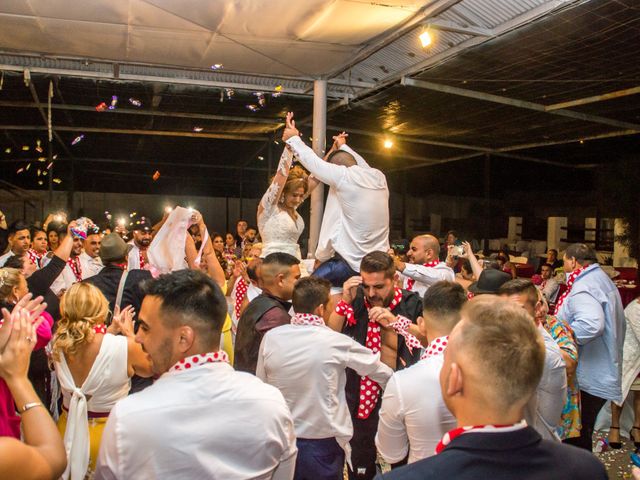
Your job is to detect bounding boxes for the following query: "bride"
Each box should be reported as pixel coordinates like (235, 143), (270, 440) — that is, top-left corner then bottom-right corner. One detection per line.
(258, 116), (345, 263)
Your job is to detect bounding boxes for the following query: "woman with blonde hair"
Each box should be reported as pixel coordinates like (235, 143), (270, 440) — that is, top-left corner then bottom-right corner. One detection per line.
(51, 282), (152, 479)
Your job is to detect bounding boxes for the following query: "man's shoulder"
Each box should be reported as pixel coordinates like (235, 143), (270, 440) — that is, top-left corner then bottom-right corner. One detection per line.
(392, 357), (442, 388)
(126, 269), (152, 282)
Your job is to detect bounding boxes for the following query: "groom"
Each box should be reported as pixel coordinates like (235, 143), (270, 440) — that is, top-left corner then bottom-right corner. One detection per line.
(283, 112), (390, 292)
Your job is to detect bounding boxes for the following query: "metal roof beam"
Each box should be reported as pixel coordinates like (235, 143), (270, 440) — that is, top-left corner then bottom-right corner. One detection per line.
(0, 125), (269, 141)
(401, 77), (640, 131)
(545, 85), (640, 111)
(424, 19), (493, 37)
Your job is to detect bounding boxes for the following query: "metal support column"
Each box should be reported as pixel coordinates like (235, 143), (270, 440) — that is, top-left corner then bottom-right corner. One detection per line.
(308, 80), (327, 256)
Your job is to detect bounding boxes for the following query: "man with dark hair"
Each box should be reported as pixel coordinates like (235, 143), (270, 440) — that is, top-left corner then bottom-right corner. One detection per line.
(546, 248), (563, 270)
(28, 226), (48, 268)
(235, 219), (248, 247)
(330, 251), (423, 479)
(539, 262), (560, 303)
(557, 242), (625, 451)
(127, 216), (152, 270)
(498, 279), (567, 441)
(392, 234), (454, 298)
(78, 224), (103, 278)
(377, 297), (607, 480)
(283, 113), (389, 293)
(0, 220), (31, 266)
(258, 276), (393, 480)
(377, 281), (466, 465)
(49, 224), (91, 296)
(96, 269), (297, 479)
(234, 252), (301, 374)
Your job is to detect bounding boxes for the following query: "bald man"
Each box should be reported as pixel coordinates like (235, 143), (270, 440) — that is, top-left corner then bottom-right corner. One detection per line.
(392, 235), (454, 298)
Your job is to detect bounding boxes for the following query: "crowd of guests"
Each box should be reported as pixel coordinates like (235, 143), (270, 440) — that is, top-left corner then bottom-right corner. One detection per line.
(0, 117), (634, 480)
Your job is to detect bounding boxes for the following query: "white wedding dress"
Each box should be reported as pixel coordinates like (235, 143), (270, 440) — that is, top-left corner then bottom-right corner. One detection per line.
(258, 148), (306, 262)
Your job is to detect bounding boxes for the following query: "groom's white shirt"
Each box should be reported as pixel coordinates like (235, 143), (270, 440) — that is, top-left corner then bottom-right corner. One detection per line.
(286, 136), (389, 272)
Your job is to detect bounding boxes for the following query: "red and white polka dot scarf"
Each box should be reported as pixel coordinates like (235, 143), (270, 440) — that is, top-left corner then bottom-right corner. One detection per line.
(420, 335), (449, 360)
(170, 351), (230, 373)
(554, 266), (586, 313)
(435, 420), (528, 454)
(67, 256), (82, 282)
(291, 313), (325, 327)
(139, 249), (147, 269)
(93, 324), (107, 334)
(234, 277), (248, 320)
(27, 249), (45, 267)
(336, 288), (404, 419)
(406, 261), (439, 291)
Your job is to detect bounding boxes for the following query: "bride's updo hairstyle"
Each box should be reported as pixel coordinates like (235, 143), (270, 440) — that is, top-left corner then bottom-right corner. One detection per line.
(282, 165), (309, 199)
(51, 282), (110, 361)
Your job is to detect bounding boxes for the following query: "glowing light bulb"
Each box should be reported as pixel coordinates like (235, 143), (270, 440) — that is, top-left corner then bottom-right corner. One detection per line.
(419, 30), (432, 48)
(165, 206), (173, 213)
(383, 139), (394, 149)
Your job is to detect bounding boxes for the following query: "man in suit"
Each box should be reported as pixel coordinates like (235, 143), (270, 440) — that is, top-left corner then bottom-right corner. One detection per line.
(377, 296), (607, 480)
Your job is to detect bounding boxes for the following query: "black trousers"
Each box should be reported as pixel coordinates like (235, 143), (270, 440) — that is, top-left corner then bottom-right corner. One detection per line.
(564, 390), (606, 451)
(347, 399), (381, 480)
(294, 438), (344, 480)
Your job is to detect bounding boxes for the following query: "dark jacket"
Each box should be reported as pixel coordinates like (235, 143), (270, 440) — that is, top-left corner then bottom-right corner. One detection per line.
(376, 426), (607, 480)
(83, 265), (152, 319)
(234, 292), (291, 375)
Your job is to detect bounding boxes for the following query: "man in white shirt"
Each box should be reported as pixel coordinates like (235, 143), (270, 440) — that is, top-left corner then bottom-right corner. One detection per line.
(391, 234), (454, 298)
(127, 216), (152, 270)
(78, 227), (103, 279)
(498, 279), (567, 441)
(538, 263), (560, 303)
(0, 220), (31, 266)
(95, 269), (297, 480)
(283, 113), (389, 292)
(50, 233), (89, 295)
(258, 277), (393, 479)
(376, 281), (465, 465)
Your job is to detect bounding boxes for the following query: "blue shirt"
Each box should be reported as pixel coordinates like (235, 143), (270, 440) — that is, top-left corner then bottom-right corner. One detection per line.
(556, 264), (625, 402)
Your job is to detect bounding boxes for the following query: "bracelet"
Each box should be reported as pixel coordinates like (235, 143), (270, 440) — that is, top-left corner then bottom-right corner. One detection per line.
(21, 402), (44, 413)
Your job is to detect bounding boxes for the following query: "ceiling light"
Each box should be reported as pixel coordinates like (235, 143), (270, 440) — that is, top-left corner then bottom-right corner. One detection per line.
(383, 139), (393, 149)
(419, 30), (432, 48)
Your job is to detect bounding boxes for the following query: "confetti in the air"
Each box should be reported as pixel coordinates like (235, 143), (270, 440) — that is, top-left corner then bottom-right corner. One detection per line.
(153, 170), (161, 181)
(35, 139), (43, 153)
(25, 163), (31, 171)
(53, 154), (58, 160)
(258, 156), (264, 161)
(225, 88), (234, 99)
(246, 104), (259, 112)
(16, 167), (24, 174)
(108, 95), (118, 110)
(22, 145), (29, 151)
(42, 170), (47, 176)
(71, 135), (84, 146)
(53, 178), (62, 184)
(95, 102), (107, 112)
(193, 127), (203, 132)
(129, 98), (142, 107)
(46, 162), (53, 170)
(38, 180), (43, 186)
(272, 85), (283, 98)
(37, 169), (41, 177)
(37, 157), (46, 162)
(210, 64), (223, 70)
(254, 92), (266, 107)
(4, 148), (10, 154)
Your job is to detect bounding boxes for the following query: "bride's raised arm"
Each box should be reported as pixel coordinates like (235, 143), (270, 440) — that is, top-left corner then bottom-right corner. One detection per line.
(257, 147), (295, 220)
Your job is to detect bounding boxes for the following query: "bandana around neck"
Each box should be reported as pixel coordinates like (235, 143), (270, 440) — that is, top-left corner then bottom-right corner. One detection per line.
(291, 313), (325, 327)
(554, 266), (587, 312)
(67, 256), (82, 282)
(435, 419), (528, 454)
(420, 335), (449, 360)
(406, 261), (439, 291)
(169, 351), (229, 373)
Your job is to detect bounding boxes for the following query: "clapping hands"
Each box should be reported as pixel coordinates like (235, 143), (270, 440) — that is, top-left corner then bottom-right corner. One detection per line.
(108, 305), (136, 338)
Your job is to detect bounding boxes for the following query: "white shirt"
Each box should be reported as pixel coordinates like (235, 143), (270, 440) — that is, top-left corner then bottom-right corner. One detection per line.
(95, 362), (297, 480)
(0, 251), (14, 267)
(78, 252), (103, 279)
(401, 262), (455, 298)
(525, 326), (567, 441)
(286, 137), (390, 272)
(376, 336), (456, 464)
(50, 255), (93, 295)
(127, 243), (142, 270)
(541, 277), (560, 303)
(256, 322), (393, 464)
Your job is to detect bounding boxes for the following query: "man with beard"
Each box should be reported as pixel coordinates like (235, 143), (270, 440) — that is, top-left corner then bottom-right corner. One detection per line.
(95, 270), (297, 479)
(329, 251), (423, 479)
(127, 216), (152, 270)
(50, 225), (92, 296)
(28, 226), (48, 268)
(0, 220), (31, 266)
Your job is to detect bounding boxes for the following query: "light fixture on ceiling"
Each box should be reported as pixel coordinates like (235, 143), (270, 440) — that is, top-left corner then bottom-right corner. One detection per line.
(419, 28), (432, 48)
(383, 139), (394, 149)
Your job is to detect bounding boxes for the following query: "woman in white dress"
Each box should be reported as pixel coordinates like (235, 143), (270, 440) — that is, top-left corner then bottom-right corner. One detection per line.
(258, 123), (346, 263)
(51, 282), (152, 479)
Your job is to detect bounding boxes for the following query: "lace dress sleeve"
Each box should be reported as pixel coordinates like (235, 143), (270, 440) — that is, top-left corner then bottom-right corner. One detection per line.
(259, 148), (294, 220)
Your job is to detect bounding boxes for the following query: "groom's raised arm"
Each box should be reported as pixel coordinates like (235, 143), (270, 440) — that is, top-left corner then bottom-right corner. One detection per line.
(285, 135), (345, 188)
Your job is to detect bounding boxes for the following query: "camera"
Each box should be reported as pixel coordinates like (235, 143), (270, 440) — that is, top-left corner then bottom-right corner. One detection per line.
(451, 245), (464, 258)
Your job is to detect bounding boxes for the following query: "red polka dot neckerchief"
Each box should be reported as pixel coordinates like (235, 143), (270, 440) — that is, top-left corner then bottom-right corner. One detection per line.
(93, 324), (107, 334)
(406, 261), (440, 291)
(169, 351), (230, 373)
(291, 313), (325, 327)
(420, 335), (449, 361)
(435, 419), (528, 454)
(234, 277), (248, 320)
(27, 249), (45, 267)
(336, 288), (404, 419)
(67, 256), (83, 282)
(554, 266), (587, 313)
(138, 248), (147, 269)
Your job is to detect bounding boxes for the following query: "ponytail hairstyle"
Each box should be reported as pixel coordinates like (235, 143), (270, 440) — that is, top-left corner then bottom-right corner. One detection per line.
(51, 282), (109, 361)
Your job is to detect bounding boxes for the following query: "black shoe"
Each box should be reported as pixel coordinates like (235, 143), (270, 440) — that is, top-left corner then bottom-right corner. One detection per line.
(631, 426), (640, 448)
(609, 426), (622, 449)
